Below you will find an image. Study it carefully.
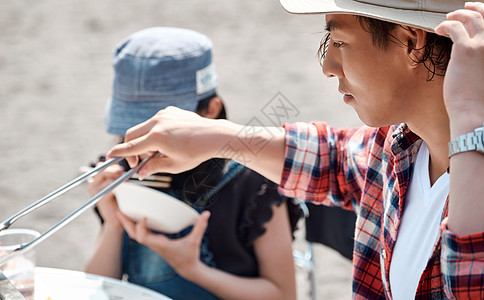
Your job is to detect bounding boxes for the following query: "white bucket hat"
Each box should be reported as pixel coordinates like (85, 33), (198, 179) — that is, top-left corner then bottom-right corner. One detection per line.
(280, 0), (472, 32)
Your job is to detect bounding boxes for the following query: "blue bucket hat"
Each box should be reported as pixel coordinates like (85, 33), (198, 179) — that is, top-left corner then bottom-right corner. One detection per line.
(105, 27), (218, 135)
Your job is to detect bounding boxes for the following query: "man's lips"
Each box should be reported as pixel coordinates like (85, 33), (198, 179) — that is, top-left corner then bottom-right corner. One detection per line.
(343, 94), (354, 103)
(338, 88), (354, 102)
(339, 89), (354, 103)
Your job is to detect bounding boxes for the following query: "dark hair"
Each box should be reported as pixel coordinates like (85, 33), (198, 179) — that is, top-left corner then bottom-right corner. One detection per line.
(196, 93), (227, 119)
(318, 16), (453, 80)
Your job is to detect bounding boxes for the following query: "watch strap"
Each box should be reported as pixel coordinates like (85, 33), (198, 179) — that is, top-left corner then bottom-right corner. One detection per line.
(448, 123), (484, 158)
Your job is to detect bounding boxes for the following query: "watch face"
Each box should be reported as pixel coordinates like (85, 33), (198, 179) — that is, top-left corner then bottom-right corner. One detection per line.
(477, 125), (484, 153)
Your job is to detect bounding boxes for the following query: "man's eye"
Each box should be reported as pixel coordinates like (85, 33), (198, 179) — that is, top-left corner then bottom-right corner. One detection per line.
(333, 41), (344, 48)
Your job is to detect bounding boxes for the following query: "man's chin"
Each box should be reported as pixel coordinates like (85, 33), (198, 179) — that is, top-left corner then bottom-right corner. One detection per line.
(355, 112), (390, 128)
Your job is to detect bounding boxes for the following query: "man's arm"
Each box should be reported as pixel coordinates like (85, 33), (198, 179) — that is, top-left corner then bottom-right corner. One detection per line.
(106, 106), (286, 184)
(435, 3), (484, 299)
(436, 2), (484, 235)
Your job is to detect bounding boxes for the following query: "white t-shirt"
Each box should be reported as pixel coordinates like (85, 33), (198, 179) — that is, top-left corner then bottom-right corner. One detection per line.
(389, 142), (449, 299)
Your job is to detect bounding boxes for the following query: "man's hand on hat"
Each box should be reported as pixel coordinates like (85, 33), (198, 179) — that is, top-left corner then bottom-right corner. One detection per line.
(435, 2), (484, 136)
(107, 106), (229, 180)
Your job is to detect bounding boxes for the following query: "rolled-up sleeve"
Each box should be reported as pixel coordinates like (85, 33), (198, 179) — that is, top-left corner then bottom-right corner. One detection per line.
(278, 121), (375, 211)
(441, 218), (484, 299)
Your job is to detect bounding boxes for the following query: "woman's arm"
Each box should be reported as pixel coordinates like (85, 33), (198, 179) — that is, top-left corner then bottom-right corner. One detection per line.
(84, 165), (125, 278)
(186, 202), (297, 300)
(85, 216), (124, 278)
(118, 202), (297, 300)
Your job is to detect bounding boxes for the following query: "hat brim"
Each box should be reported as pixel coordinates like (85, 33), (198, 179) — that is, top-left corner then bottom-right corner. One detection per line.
(280, 0), (453, 32)
(104, 95), (199, 136)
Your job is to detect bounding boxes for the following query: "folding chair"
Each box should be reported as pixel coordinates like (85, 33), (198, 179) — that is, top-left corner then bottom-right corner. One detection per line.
(294, 202), (356, 299)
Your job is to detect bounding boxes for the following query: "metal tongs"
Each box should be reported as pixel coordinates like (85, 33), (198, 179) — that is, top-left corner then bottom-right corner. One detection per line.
(0, 153), (158, 267)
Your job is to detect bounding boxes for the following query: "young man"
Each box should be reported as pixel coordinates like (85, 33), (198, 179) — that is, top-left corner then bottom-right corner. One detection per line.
(107, 1), (484, 299)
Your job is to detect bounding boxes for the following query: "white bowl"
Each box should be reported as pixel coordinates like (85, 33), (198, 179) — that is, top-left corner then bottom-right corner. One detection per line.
(113, 182), (199, 234)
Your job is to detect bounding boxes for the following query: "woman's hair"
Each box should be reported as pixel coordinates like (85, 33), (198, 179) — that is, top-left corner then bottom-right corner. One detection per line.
(196, 93), (227, 119)
(318, 16), (453, 80)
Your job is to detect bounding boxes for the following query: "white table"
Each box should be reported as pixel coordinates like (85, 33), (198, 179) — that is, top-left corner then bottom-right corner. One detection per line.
(34, 267), (172, 300)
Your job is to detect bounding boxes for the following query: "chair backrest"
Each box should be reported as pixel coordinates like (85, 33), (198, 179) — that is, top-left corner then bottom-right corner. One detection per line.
(304, 203), (356, 260)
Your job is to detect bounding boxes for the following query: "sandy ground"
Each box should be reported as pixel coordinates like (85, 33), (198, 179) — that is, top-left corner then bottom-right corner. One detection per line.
(0, 1), (362, 299)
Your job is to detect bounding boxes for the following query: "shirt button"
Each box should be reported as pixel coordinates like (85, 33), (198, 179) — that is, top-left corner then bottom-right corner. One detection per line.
(382, 249), (387, 259)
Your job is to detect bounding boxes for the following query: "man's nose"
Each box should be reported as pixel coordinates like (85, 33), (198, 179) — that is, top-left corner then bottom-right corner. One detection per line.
(322, 46), (343, 78)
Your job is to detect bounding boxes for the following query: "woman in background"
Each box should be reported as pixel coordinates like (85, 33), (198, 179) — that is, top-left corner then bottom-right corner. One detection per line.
(85, 27), (301, 300)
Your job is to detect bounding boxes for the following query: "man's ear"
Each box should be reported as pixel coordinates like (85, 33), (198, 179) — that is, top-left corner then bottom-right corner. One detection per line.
(200, 96), (223, 119)
(404, 27), (427, 64)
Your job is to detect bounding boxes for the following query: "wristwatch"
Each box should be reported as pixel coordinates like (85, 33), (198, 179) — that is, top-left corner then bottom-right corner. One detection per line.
(448, 123), (484, 158)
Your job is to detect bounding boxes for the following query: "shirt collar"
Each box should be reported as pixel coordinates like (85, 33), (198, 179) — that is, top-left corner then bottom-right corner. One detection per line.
(390, 123), (421, 156)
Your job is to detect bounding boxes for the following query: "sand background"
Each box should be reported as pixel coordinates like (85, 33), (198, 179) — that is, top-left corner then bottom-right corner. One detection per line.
(0, 1), (362, 298)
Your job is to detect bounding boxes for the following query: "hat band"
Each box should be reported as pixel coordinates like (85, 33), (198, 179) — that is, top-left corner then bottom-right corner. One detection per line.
(356, 0), (464, 13)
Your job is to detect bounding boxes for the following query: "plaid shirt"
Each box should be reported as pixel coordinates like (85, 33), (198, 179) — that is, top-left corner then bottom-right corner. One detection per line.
(279, 122), (484, 299)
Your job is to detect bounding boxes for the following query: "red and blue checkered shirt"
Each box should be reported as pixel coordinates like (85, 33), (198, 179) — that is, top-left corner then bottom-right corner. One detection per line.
(279, 121), (484, 299)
